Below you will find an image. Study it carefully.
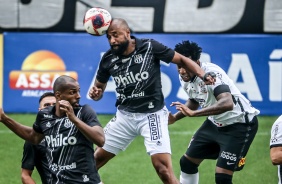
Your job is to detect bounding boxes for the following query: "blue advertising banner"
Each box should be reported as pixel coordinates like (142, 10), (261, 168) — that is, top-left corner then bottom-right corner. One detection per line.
(3, 33), (282, 115)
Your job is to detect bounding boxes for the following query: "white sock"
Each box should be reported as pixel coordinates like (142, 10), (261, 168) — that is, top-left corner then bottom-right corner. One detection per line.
(180, 171), (199, 184)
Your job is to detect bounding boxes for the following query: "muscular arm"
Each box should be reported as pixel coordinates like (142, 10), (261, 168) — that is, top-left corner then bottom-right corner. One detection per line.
(69, 117), (105, 147)
(171, 92), (233, 117)
(0, 108), (44, 144)
(192, 92), (233, 117)
(270, 147), (282, 165)
(21, 169), (35, 184)
(88, 79), (107, 101)
(169, 99), (199, 124)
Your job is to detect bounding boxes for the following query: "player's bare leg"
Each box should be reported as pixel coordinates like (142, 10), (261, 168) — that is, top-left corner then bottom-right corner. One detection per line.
(151, 153), (179, 184)
(94, 147), (115, 170)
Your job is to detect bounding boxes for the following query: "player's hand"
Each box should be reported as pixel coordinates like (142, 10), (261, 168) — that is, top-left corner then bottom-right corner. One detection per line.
(203, 72), (216, 85)
(58, 100), (75, 120)
(89, 86), (103, 101)
(168, 112), (177, 125)
(170, 101), (195, 117)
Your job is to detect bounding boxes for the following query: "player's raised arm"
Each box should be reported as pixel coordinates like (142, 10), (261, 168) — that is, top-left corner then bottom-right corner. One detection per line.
(0, 107), (44, 144)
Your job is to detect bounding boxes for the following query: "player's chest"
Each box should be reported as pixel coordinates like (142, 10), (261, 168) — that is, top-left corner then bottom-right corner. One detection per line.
(41, 117), (77, 134)
(108, 52), (156, 76)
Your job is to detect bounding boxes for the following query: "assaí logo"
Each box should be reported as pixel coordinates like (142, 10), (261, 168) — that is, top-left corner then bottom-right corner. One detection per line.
(9, 50), (78, 97)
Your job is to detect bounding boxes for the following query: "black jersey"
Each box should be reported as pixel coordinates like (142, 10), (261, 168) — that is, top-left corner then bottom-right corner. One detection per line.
(22, 140), (49, 184)
(33, 105), (101, 184)
(96, 36), (175, 113)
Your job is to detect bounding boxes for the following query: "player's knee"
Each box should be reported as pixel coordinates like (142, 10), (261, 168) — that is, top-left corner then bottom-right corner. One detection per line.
(180, 156), (199, 174)
(215, 173), (233, 184)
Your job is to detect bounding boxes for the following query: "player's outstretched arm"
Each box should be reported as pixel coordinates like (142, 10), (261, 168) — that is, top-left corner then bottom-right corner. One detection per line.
(21, 169), (36, 184)
(169, 99), (199, 123)
(89, 79), (107, 101)
(0, 107), (44, 144)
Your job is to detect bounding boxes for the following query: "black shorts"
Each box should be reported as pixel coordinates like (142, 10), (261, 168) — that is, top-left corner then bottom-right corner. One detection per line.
(186, 116), (258, 171)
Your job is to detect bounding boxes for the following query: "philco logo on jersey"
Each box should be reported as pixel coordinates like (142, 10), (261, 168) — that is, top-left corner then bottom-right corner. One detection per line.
(134, 54), (143, 63)
(45, 134), (77, 147)
(9, 50), (77, 92)
(113, 71), (149, 86)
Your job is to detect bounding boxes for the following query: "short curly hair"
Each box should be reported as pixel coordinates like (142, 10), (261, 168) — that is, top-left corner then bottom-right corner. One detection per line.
(174, 40), (202, 61)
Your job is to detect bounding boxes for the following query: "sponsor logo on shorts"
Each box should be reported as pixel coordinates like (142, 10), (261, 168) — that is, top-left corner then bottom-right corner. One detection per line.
(148, 114), (160, 140)
(220, 151), (237, 162)
(227, 161), (235, 165)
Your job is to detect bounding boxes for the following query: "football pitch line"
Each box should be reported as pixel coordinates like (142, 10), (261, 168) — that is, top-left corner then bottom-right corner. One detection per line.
(0, 130), (270, 136)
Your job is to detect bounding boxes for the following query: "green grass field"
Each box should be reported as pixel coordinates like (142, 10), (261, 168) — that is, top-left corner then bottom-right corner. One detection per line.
(0, 114), (278, 184)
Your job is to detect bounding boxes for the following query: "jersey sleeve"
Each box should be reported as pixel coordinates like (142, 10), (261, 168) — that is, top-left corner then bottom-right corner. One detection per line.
(21, 141), (36, 170)
(151, 39), (175, 63)
(33, 112), (43, 134)
(270, 116), (282, 148)
(96, 50), (111, 83)
(81, 105), (102, 127)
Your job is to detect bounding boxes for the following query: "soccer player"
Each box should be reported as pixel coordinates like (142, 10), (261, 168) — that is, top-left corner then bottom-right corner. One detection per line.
(88, 18), (215, 184)
(270, 115), (282, 183)
(21, 92), (56, 184)
(169, 40), (260, 184)
(0, 75), (105, 184)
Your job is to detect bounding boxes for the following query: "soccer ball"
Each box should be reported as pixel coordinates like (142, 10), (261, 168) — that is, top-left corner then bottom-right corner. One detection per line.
(83, 7), (112, 36)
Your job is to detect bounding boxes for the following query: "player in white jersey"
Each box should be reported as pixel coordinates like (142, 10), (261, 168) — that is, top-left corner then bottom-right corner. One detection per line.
(169, 40), (260, 184)
(88, 18), (215, 184)
(270, 115), (282, 184)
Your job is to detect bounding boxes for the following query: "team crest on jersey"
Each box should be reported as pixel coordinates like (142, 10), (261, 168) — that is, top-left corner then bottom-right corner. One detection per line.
(134, 54), (143, 63)
(64, 119), (72, 128)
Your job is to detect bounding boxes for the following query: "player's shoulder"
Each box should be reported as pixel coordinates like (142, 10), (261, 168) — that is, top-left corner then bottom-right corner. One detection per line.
(37, 106), (54, 118)
(272, 115), (282, 128)
(77, 104), (96, 114)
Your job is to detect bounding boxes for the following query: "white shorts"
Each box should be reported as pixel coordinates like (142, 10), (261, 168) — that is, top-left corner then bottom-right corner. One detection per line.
(102, 106), (171, 156)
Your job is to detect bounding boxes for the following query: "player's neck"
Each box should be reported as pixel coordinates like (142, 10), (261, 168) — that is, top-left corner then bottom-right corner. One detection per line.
(122, 39), (135, 56)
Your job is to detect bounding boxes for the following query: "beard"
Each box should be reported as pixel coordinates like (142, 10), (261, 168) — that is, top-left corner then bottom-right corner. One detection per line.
(110, 38), (129, 55)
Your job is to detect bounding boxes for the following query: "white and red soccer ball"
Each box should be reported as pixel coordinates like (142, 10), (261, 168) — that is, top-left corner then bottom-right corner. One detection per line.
(83, 7), (112, 36)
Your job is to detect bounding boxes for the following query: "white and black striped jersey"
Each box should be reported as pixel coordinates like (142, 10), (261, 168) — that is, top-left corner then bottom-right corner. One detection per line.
(33, 105), (102, 184)
(270, 115), (282, 184)
(96, 36), (175, 113)
(180, 62), (260, 127)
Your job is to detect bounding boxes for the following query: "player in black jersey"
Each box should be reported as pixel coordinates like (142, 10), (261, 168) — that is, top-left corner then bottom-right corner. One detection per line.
(0, 75), (105, 184)
(21, 92), (56, 184)
(88, 18), (215, 184)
